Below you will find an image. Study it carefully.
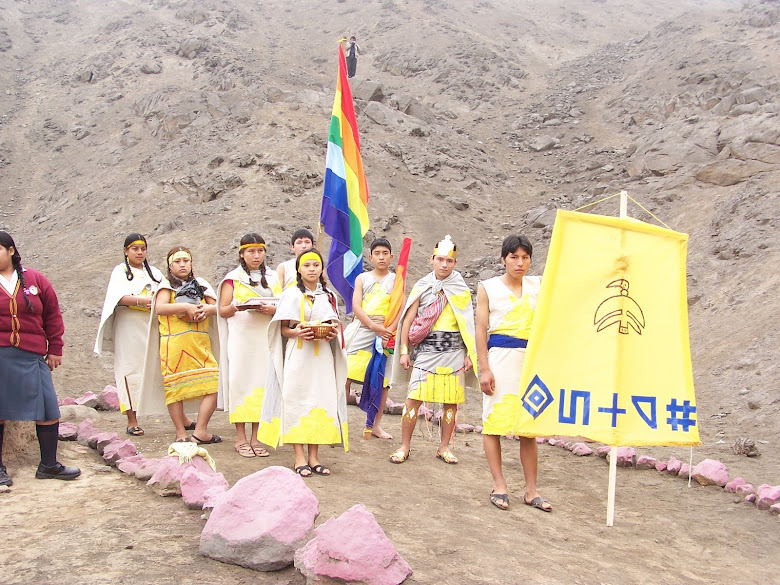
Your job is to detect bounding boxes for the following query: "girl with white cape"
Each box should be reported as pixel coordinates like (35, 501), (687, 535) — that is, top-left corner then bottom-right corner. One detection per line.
(257, 249), (348, 477)
(94, 234), (164, 436)
(217, 233), (281, 458)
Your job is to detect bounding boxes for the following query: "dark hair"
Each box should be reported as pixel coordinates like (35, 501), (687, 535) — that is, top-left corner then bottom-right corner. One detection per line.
(290, 228), (315, 247)
(370, 238), (392, 253)
(123, 233), (160, 284)
(294, 248), (337, 306)
(239, 233), (268, 289)
(0, 231), (32, 312)
(501, 235), (533, 259)
(166, 246), (195, 288)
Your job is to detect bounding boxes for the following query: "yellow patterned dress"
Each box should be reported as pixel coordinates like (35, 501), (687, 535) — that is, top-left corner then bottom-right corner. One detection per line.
(258, 284), (349, 450)
(481, 276), (541, 435)
(217, 267), (281, 424)
(344, 272), (395, 383)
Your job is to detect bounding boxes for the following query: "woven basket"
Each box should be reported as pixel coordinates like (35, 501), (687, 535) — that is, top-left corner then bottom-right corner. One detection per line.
(303, 322), (336, 339)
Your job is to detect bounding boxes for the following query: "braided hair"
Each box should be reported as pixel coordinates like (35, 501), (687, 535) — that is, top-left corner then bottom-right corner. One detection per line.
(0, 231), (33, 312)
(238, 233), (268, 289)
(123, 233), (160, 283)
(295, 248), (337, 309)
(166, 245), (196, 289)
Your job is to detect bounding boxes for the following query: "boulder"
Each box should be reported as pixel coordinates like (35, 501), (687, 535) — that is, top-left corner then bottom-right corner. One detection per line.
(770, 503), (780, 516)
(724, 477), (747, 493)
(93, 432), (121, 455)
(352, 80), (384, 102)
(529, 136), (558, 152)
(745, 493), (757, 504)
(756, 485), (780, 511)
(294, 504), (413, 585)
(654, 461), (667, 472)
(455, 423), (476, 434)
(694, 159), (771, 186)
(97, 386), (120, 411)
(116, 454), (147, 477)
(203, 485), (230, 510)
(58, 422), (78, 441)
(597, 446), (611, 458)
(135, 458), (161, 482)
(636, 456), (657, 470)
(76, 418), (99, 445)
(570, 443), (593, 456)
(60, 404), (101, 422)
(678, 463), (690, 477)
(181, 466), (229, 510)
(147, 455), (214, 497)
(535, 437), (547, 444)
(384, 399), (403, 416)
(75, 391), (100, 408)
(60, 397), (77, 406)
(200, 466), (319, 571)
(691, 459), (729, 487)
(666, 457), (682, 475)
(102, 439), (138, 467)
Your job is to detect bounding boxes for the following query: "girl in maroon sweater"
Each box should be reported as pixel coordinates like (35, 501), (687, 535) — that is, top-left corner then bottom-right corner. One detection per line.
(0, 231), (80, 486)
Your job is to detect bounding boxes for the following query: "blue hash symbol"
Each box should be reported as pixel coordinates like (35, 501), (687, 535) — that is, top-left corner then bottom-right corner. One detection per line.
(521, 375), (554, 419)
(666, 399), (697, 432)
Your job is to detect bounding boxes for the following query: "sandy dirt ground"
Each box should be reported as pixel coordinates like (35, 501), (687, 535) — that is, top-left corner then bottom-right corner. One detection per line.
(2, 395), (777, 585)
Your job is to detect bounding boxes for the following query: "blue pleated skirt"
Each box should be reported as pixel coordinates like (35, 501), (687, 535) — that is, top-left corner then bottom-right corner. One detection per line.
(0, 346), (61, 421)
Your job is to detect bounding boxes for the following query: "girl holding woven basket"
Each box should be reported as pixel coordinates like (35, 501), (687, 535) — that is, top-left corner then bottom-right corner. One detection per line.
(257, 248), (348, 477)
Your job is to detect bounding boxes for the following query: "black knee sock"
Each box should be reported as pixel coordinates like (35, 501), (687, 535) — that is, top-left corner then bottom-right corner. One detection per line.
(0, 423), (5, 468)
(36, 423), (59, 467)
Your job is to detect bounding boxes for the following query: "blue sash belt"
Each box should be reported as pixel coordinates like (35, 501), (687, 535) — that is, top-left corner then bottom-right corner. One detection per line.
(487, 334), (527, 350)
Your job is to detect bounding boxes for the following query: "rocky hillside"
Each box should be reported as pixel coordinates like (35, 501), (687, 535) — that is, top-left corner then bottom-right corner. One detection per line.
(0, 0), (777, 469)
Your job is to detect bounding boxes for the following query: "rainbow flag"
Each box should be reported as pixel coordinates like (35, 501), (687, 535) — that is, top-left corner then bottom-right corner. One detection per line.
(360, 238), (412, 429)
(320, 45), (369, 314)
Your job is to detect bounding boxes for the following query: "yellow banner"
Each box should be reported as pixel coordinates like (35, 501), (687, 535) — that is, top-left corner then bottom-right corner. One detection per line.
(516, 210), (700, 446)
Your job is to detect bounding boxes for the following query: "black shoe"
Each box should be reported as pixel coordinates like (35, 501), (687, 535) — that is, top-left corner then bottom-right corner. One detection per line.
(35, 462), (81, 480)
(0, 465), (12, 487)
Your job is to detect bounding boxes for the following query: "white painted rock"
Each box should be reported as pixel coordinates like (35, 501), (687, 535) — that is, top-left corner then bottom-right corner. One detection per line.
(147, 455), (214, 497)
(181, 466), (229, 510)
(756, 485), (780, 510)
(199, 466), (319, 571)
(691, 459), (728, 487)
(294, 504), (412, 585)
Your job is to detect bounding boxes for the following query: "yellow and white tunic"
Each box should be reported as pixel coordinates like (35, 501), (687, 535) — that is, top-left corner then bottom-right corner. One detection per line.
(216, 266), (281, 424)
(344, 272), (395, 383)
(137, 277), (220, 415)
(481, 275), (541, 435)
(258, 284), (348, 450)
(94, 263), (164, 413)
(391, 271), (477, 405)
(280, 258), (298, 289)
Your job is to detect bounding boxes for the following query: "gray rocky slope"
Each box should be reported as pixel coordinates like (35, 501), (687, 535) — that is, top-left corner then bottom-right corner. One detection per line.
(0, 0), (777, 474)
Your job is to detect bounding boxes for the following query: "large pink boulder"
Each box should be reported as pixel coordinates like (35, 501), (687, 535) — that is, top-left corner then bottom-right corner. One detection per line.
(75, 391), (99, 408)
(181, 466), (229, 510)
(724, 477), (747, 493)
(570, 443), (593, 456)
(58, 422), (78, 441)
(97, 385), (121, 411)
(102, 439), (138, 466)
(294, 504), (412, 585)
(147, 455), (214, 497)
(200, 466), (319, 571)
(691, 459), (729, 487)
(678, 463), (690, 477)
(636, 455), (657, 470)
(756, 485), (780, 511)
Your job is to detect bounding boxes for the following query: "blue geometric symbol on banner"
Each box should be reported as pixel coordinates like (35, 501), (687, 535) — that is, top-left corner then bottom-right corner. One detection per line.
(521, 375), (554, 419)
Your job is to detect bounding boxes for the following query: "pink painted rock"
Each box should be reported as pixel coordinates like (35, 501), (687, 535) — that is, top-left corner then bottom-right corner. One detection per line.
(97, 385), (120, 411)
(724, 477), (747, 494)
(597, 446), (611, 458)
(547, 438), (559, 447)
(203, 485), (230, 510)
(756, 485), (780, 511)
(102, 439), (138, 466)
(636, 456), (657, 470)
(60, 397), (78, 406)
(116, 454), (147, 476)
(417, 405), (433, 420)
(384, 399), (403, 415)
(474, 425), (483, 433)
(93, 432), (121, 455)
(606, 447), (636, 467)
(535, 437), (547, 444)
(135, 458), (161, 482)
(147, 455), (214, 497)
(770, 503), (780, 516)
(691, 459), (729, 487)
(570, 443), (593, 456)
(200, 466), (319, 571)
(735, 484), (755, 496)
(666, 457), (682, 475)
(76, 418), (99, 445)
(455, 423), (475, 434)
(745, 493), (757, 504)
(678, 463), (690, 477)
(655, 461), (667, 472)
(75, 391), (99, 408)
(181, 466), (229, 510)
(58, 422), (78, 441)
(295, 504), (412, 585)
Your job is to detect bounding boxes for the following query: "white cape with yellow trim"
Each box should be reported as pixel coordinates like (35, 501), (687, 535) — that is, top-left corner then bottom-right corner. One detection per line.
(216, 267), (280, 421)
(94, 263), (164, 413)
(390, 270), (478, 390)
(257, 284), (349, 450)
(516, 210), (700, 447)
(137, 277), (220, 416)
